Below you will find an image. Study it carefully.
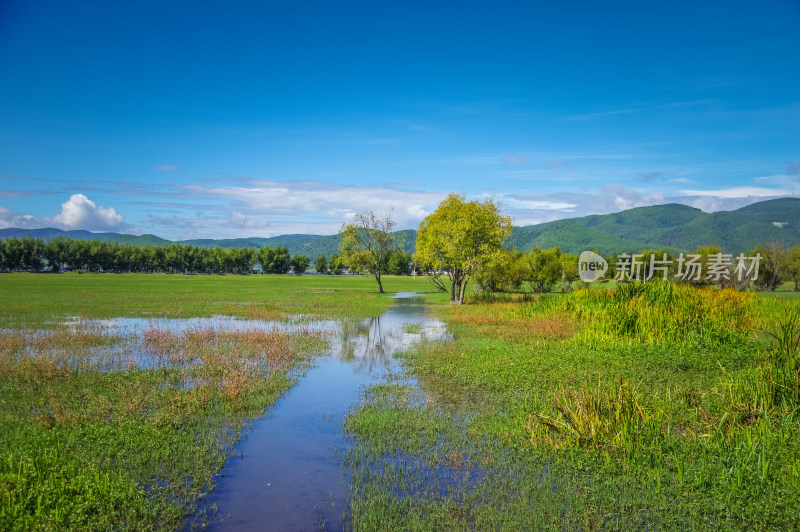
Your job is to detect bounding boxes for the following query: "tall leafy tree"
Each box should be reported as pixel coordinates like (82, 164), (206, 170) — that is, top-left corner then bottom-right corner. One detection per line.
(42, 237), (69, 272)
(290, 254), (309, 275)
(415, 193), (512, 304)
(258, 245), (291, 274)
(474, 249), (525, 293)
(386, 250), (412, 275)
(339, 210), (403, 293)
(329, 252), (344, 275)
(1, 237), (24, 271)
(314, 254), (329, 274)
(788, 246), (800, 291)
(525, 247), (564, 293)
(752, 242), (789, 291)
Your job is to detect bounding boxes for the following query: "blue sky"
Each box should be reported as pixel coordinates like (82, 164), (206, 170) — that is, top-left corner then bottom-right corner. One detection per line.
(1, 0), (798, 240)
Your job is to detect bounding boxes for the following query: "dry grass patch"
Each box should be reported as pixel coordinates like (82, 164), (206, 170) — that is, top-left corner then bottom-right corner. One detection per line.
(448, 302), (575, 342)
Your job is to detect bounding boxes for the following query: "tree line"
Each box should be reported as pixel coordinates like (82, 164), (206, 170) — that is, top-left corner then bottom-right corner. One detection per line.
(5, 203), (797, 294)
(337, 194), (800, 303)
(0, 236), (416, 276)
(469, 243), (800, 293)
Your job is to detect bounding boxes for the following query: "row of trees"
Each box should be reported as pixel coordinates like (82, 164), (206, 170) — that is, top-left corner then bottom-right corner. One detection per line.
(597, 243), (800, 292)
(5, 201), (796, 295)
(337, 195), (800, 303)
(0, 235), (416, 277)
(472, 244), (800, 294)
(0, 237), (317, 275)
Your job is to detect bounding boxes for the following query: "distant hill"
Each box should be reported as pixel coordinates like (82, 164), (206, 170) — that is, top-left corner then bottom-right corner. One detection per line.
(0, 228), (172, 247)
(2, 198), (798, 256)
(506, 198), (800, 254)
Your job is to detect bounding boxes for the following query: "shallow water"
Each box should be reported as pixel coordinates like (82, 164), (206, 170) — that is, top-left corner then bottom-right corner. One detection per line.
(47, 314), (337, 372)
(195, 294), (449, 530)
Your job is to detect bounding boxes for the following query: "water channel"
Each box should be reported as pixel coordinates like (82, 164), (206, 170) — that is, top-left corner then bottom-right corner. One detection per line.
(195, 293), (448, 530)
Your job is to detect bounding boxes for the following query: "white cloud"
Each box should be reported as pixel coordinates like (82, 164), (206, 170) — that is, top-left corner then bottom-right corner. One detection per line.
(131, 177), (800, 240)
(154, 165), (181, 172)
(51, 194), (128, 231)
(564, 107), (643, 121)
(501, 185), (670, 226)
(640, 171), (663, 181)
(8, 177), (796, 241)
(547, 159), (574, 169)
(170, 180), (447, 232)
(0, 206), (39, 229)
(230, 211), (268, 231)
(502, 196), (577, 212)
(677, 186), (792, 198)
(0, 194), (130, 232)
(129, 180), (451, 239)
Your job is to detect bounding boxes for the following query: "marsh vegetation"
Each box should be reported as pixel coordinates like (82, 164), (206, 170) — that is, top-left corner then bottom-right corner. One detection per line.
(345, 281), (800, 530)
(1, 273), (798, 529)
(0, 273), (426, 529)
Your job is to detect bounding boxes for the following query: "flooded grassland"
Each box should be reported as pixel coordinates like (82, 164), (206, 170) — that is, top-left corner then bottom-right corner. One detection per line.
(0, 273), (435, 530)
(2, 274), (799, 530)
(344, 283), (800, 530)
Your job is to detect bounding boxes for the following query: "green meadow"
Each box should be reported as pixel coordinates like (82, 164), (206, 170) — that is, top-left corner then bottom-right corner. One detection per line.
(0, 273), (425, 529)
(1, 273), (799, 529)
(344, 282), (800, 530)
(0, 272), (431, 328)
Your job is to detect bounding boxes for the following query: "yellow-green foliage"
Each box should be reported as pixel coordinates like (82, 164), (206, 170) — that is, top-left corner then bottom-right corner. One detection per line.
(723, 307), (800, 414)
(528, 378), (665, 455)
(568, 280), (754, 346)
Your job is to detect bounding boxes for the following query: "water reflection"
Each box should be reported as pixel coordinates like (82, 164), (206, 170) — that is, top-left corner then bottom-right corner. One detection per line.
(336, 301), (448, 373)
(50, 300), (447, 377)
(17, 296), (448, 529)
(196, 294), (450, 531)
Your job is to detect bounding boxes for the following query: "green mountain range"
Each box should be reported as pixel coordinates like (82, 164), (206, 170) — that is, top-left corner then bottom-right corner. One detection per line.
(507, 198), (800, 255)
(2, 198), (798, 257)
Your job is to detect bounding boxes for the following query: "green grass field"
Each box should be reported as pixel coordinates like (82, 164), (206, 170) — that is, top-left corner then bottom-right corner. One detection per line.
(0, 272), (434, 327)
(2, 273), (799, 529)
(0, 272), (428, 529)
(345, 282), (800, 530)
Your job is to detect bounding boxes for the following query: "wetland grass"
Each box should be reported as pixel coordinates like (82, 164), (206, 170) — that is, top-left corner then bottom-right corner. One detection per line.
(0, 273), (426, 529)
(0, 272), (429, 328)
(344, 281), (800, 530)
(0, 321), (322, 529)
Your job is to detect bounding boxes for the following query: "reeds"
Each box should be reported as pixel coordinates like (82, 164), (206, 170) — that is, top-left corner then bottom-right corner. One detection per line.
(528, 378), (665, 455)
(764, 309), (800, 407)
(568, 280), (754, 346)
(721, 306), (800, 417)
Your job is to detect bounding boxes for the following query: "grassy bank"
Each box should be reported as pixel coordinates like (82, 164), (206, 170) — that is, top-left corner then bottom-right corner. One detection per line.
(0, 273), (427, 529)
(345, 282), (800, 529)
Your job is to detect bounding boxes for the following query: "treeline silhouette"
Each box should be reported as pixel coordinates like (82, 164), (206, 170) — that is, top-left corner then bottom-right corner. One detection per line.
(0, 236), (309, 274)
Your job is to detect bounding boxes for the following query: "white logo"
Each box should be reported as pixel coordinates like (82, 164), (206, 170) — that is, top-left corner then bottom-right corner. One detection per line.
(578, 251), (608, 282)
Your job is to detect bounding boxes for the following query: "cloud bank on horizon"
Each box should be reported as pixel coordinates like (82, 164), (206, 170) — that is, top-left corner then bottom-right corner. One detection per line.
(2, 180), (798, 240)
(0, 1), (798, 240)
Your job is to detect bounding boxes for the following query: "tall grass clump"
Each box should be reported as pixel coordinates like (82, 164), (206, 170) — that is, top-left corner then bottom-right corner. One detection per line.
(567, 280), (754, 346)
(528, 378), (665, 456)
(723, 306), (800, 416)
(764, 310), (800, 407)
